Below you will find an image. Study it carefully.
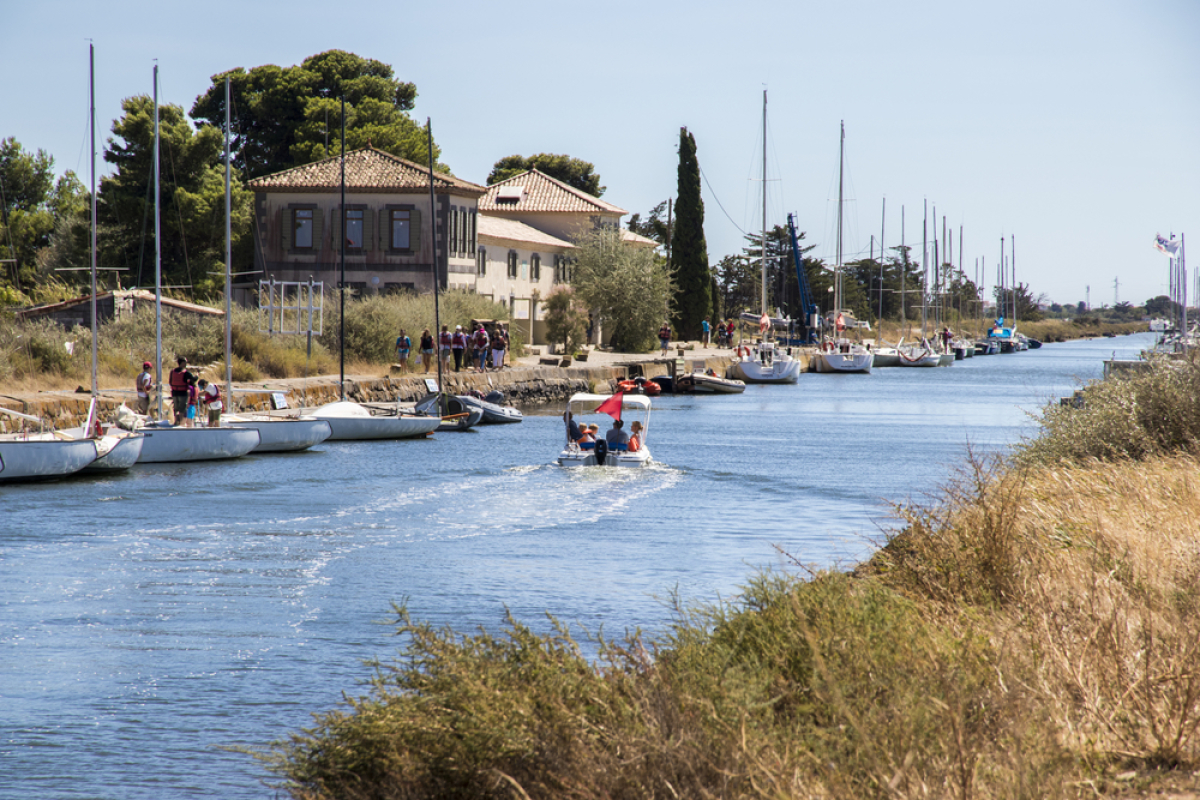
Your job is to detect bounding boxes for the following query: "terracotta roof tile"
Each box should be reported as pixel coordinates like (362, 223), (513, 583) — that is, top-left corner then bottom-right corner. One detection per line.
(248, 147), (486, 198)
(478, 169), (627, 215)
(478, 216), (574, 249)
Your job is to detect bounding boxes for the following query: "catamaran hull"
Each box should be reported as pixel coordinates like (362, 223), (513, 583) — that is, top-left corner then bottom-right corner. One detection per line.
(227, 419), (333, 452)
(871, 350), (901, 368)
(85, 434), (145, 471)
(898, 351), (940, 367)
(136, 427), (261, 463)
(0, 439), (98, 482)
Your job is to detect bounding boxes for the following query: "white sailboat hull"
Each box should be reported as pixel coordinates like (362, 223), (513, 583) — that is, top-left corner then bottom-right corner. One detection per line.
(871, 348), (901, 368)
(136, 426), (261, 463)
(307, 401), (440, 441)
(225, 417), (333, 452)
(88, 433), (145, 471)
(729, 357), (801, 384)
(897, 349), (940, 367)
(0, 439), (98, 482)
(814, 351), (874, 373)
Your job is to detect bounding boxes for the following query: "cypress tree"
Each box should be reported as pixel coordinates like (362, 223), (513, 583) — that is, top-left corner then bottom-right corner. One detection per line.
(670, 127), (710, 340)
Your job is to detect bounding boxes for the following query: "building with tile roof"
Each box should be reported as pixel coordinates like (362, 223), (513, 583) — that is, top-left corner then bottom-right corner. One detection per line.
(247, 147), (486, 296)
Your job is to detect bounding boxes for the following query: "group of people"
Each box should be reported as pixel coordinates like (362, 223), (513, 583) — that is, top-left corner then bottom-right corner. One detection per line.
(395, 323), (510, 375)
(565, 412), (643, 453)
(660, 319), (738, 355)
(135, 357), (223, 427)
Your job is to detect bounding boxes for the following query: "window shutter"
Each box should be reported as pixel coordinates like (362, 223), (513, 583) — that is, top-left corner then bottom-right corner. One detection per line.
(409, 209), (422, 254)
(311, 209), (324, 251)
(282, 209), (293, 250)
(379, 210), (389, 250)
(469, 210), (476, 256)
(331, 207), (341, 250)
(362, 208), (373, 251)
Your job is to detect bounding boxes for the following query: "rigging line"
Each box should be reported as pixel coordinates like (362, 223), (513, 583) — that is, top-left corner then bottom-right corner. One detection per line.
(161, 129), (195, 301)
(698, 163), (746, 237)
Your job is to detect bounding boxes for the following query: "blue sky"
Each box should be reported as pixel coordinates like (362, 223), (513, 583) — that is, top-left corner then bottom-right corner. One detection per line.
(3, 0), (1197, 307)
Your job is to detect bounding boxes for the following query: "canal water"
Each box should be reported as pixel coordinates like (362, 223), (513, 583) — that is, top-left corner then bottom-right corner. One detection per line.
(1, 332), (1154, 799)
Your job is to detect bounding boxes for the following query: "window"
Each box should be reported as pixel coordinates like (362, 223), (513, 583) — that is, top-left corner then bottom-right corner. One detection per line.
(476, 246), (487, 276)
(391, 210), (411, 250)
(530, 253), (541, 282)
(554, 255), (573, 284)
(345, 209), (363, 249)
(507, 250), (518, 279)
(294, 209), (314, 249)
(449, 207), (458, 257)
(468, 210), (477, 256)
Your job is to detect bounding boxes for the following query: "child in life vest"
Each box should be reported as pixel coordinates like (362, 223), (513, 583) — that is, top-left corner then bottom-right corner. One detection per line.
(185, 375), (199, 427)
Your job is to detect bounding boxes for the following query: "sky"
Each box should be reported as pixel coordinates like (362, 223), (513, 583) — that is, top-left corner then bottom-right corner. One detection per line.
(3, 0), (1197, 307)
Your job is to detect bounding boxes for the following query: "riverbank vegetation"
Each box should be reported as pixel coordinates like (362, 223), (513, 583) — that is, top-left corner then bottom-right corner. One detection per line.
(0, 290), (511, 389)
(261, 353), (1200, 799)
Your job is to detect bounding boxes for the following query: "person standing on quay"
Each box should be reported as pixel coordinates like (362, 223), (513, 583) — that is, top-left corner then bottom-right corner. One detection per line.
(395, 329), (411, 372)
(702, 318), (711, 348)
(491, 326), (507, 370)
(135, 361), (154, 415)
(168, 357), (190, 425)
(658, 321), (672, 356)
(473, 324), (489, 373)
(419, 328), (435, 374)
(438, 325), (453, 373)
(451, 325), (466, 372)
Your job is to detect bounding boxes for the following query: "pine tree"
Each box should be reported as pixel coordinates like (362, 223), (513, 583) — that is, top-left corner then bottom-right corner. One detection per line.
(670, 127), (710, 340)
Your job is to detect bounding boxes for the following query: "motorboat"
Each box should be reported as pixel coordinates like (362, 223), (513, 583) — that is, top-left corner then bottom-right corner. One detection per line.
(975, 339), (999, 356)
(413, 394), (484, 431)
(223, 415), (333, 452)
(137, 424), (262, 463)
(557, 393), (653, 468)
(813, 338), (874, 374)
(728, 341), (802, 384)
(306, 401), (440, 441)
(457, 392), (523, 424)
(870, 340), (902, 368)
(675, 370), (745, 394)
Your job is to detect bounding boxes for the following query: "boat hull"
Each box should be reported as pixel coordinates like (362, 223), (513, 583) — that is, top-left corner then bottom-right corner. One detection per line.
(897, 349), (940, 367)
(728, 358), (801, 384)
(308, 402), (440, 440)
(676, 373), (746, 394)
(558, 447), (652, 468)
(458, 395), (523, 424)
(813, 351), (874, 373)
(226, 418), (333, 452)
(871, 349), (901, 368)
(136, 426), (262, 463)
(0, 439), (98, 482)
(86, 434), (145, 471)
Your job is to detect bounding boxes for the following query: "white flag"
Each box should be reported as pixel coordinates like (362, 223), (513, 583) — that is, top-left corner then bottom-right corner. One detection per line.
(1155, 233), (1181, 257)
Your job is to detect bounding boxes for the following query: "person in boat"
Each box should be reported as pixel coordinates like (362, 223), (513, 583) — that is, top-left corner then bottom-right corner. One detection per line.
(658, 321), (671, 355)
(136, 360), (154, 416)
(628, 420), (643, 452)
(185, 374), (199, 427)
(168, 357), (190, 425)
(564, 411), (582, 442)
(577, 424), (598, 449)
(395, 329), (411, 372)
(419, 329), (435, 374)
(605, 418), (629, 448)
(198, 378), (222, 427)
(451, 326), (467, 372)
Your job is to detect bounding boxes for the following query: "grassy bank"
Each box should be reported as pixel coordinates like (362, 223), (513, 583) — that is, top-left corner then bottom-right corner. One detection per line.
(257, 357), (1200, 797)
(0, 290), (513, 390)
(874, 317), (1146, 345)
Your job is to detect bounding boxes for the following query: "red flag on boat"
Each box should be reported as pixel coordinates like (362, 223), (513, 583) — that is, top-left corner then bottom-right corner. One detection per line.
(595, 392), (624, 421)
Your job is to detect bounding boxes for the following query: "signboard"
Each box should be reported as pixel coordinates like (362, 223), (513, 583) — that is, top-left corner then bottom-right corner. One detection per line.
(271, 392), (289, 410)
(424, 378), (439, 393)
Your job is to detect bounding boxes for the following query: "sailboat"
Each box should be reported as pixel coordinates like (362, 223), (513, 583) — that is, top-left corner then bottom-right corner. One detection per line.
(302, 101), (440, 441)
(136, 64), (261, 463)
(728, 91), (802, 385)
(814, 122), (873, 374)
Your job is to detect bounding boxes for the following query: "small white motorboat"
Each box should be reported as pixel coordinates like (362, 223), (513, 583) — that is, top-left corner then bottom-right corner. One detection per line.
(727, 341), (802, 384)
(557, 393), (653, 468)
(675, 370), (746, 394)
(306, 401), (440, 441)
(813, 339), (874, 374)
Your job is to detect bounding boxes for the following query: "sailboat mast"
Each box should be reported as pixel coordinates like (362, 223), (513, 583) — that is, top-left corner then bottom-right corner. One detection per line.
(999, 236), (1005, 320)
(338, 96), (346, 402)
(89, 43), (98, 398)
(154, 64), (163, 419)
(921, 199), (927, 336)
(879, 197), (885, 326)
(427, 119), (444, 402)
(835, 121), (844, 320)
(900, 205), (906, 332)
(224, 77), (232, 409)
(761, 90), (767, 318)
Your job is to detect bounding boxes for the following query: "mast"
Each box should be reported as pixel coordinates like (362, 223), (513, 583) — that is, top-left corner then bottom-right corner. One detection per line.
(1011, 234), (1016, 325)
(879, 197), (885, 326)
(900, 205), (906, 332)
(154, 64), (163, 419)
(761, 90), (767, 318)
(1183, 233), (1189, 334)
(427, 118), (444, 407)
(338, 96), (346, 401)
(999, 236), (1005, 320)
(835, 120), (844, 323)
(89, 43), (98, 398)
(223, 76), (232, 410)
(921, 199), (927, 336)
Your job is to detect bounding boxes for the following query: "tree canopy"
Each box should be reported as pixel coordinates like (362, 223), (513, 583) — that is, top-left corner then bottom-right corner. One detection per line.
(571, 226), (673, 352)
(191, 50), (438, 179)
(669, 128), (710, 338)
(487, 154), (604, 197)
(100, 96), (252, 297)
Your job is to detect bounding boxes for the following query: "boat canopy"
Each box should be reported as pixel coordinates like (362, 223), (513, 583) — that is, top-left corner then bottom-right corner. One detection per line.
(567, 393), (652, 410)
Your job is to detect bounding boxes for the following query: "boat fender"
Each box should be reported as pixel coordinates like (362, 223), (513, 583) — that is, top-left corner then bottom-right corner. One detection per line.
(594, 438), (608, 466)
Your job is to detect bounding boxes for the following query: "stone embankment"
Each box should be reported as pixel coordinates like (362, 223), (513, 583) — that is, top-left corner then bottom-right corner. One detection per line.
(0, 353), (737, 432)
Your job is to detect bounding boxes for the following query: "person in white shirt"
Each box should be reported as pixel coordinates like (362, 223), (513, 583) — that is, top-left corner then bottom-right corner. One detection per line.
(198, 379), (223, 427)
